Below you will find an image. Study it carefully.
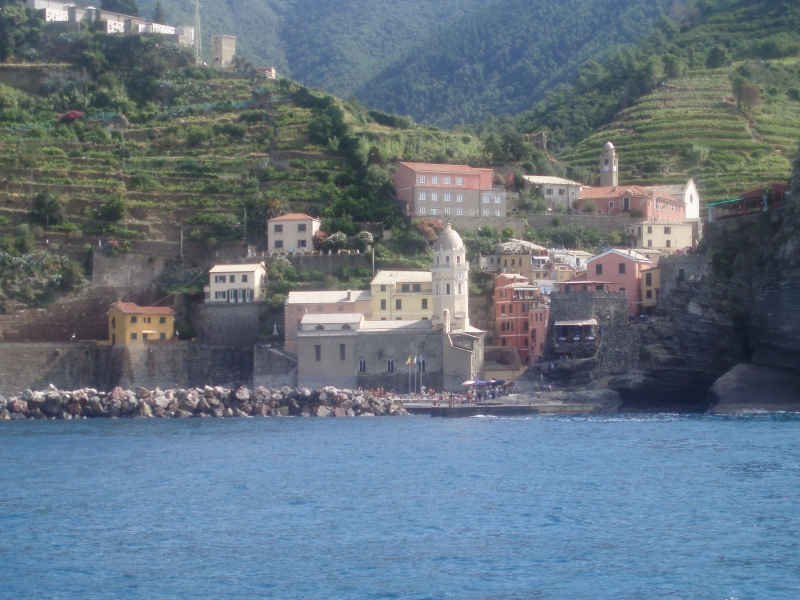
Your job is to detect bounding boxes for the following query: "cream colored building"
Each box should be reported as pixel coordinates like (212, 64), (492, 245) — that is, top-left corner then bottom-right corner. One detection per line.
(523, 175), (584, 211)
(641, 266), (661, 314)
(284, 289), (372, 351)
(205, 263), (266, 302)
(268, 213), (321, 254)
(370, 271), (433, 321)
(431, 223), (471, 331)
(211, 34), (236, 70)
(626, 221), (694, 250)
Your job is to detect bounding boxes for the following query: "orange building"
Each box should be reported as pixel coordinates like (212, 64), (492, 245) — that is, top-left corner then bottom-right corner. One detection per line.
(494, 274), (549, 366)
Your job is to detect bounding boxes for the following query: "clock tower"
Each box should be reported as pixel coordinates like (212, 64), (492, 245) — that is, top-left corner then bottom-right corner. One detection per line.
(431, 223), (469, 332)
(600, 141), (618, 187)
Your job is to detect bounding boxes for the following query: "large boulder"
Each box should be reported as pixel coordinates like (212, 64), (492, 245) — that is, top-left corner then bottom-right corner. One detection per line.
(9, 399), (28, 414)
(315, 405), (332, 418)
(708, 363), (800, 413)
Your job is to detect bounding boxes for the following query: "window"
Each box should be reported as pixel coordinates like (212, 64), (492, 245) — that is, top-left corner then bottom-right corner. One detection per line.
(495, 195), (502, 203)
(418, 175), (426, 184)
(214, 275), (225, 283)
(229, 275), (235, 283)
(645, 272), (652, 286)
(141, 333), (148, 341)
(664, 227), (671, 234)
(609, 201), (614, 209)
(446, 255), (450, 264)
(296, 223), (307, 233)
(444, 194), (451, 202)
(431, 193), (438, 202)
(546, 189), (553, 196)
(445, 283), (451, 295)
(431, 176), (439, 184)
(111, 317), (116, 329)
(380, 285), (386, 291)
(648, 239), (653, 248)
(298, 240), (307, 248)
(444, 176), (451, 185)
(131, 316), (138, 324)
(340, 344), (346, 361)
(623, 197), (630, 210)
(524, 321), (529, 331)
(160, 333), (166, 340)
(242, 274), (248, 283)
(456, 194), (464, 202)
(402, 284), (410, 293)
(380, 299), (387, 310)
(387, 359), (394, 372)
(646, 290), (653, 299)
(444, 208), (451, 215)
(430, 208), (439, 216)
(339, 306), (343, 311)
(500, 290), (506, 298)
(619, 263), (626, 274)
(413, 284), (421, 292)
(274, 224), (283, 233)
(274, 240), (284, 249)
(666, 240), (671, 248)
(495, 210), (502, 217)
(315, 345), (321, 361)
(419, 359), (426, 372)
(359, 359), (366, 372)
(419, 207), (427, 214)
(215, 291), (226, 299)
(596, 285), (604, 291)
(130, 333), (137, 340)
(455, 177), (463, 185)
(422, 299), (428, 309)
(396, 299), (402, 310)
(558, 189), (565, 196)
(317, 306), (323, 311)
(595, 264), (603, 275)
(142, 317), (151, 324)
(456, 208), (463, 215)
(648, 226), (653, 234)
(483, 210), (490, 216)
(419, 192), (427, 201)
(483, 195), (490, 204)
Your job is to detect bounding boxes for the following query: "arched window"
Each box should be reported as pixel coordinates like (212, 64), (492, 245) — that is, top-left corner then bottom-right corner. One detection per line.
(315, 324), (324, 330)
(457, 256), (461, 264)
(387, 359), (394, 372)
(445, 256), (450, 264)
(342, 324), (351, 330)
(446, 283), (451, 295)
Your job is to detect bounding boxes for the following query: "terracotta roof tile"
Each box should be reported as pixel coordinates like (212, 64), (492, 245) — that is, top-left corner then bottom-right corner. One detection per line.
(399, 162), (486, 174)
(109, 303), (175, 315)
(268, 213), (319, 221)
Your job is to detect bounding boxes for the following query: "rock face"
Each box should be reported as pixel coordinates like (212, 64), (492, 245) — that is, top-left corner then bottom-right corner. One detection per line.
(708, 364), (800, 413)
(0, 385), (410, 421)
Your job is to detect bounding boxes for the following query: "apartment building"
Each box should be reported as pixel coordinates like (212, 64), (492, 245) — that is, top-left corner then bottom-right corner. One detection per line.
(568, 249), (652, 314)
(204, 263), (267, 303)
(494, 274), (549, 365)
(370, 271), (433, 321)
(626, 221), (694, 250)
(267, 213), (321, 253)
(393, 162), (508, 224)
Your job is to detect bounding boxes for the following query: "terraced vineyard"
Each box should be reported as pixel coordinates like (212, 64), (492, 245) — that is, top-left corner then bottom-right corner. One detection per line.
(562, 70), (796, 203)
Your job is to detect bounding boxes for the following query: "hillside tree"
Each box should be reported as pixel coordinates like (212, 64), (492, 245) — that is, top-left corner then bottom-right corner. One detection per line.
(101, 0), (139, 17)
(151, 0), (165, 23)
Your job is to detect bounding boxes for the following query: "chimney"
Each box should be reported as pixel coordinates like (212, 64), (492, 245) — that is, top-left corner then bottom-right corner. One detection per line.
(347, 289), (352, 301)
(442, 309), (451, 334)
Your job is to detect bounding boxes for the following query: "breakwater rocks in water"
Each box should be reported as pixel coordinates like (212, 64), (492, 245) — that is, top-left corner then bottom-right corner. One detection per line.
(0, 385), (410, 420)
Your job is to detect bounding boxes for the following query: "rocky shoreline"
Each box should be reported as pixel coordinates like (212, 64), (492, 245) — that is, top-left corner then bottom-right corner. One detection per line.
(0, 385), (410, 420)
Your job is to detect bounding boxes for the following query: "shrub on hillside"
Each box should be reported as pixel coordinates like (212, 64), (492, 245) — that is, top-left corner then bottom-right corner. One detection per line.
(582, 200), (598, 214)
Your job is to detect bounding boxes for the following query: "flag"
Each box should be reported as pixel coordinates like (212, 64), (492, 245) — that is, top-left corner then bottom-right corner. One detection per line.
(406, 356), (412, 365)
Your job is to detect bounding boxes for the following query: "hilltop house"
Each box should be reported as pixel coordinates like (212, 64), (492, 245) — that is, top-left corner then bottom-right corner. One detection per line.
(256, 67), (278, 79)
(106, 302), (175, 346)
(204, 263), (267, 303)
(267, 213), (321, 254)
(393, 162), (510, 229)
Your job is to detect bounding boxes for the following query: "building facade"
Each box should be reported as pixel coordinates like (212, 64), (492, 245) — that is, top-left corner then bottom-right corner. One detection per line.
(205, 263), (267, 303)
(267, 213), (321, 254)
(393, 162), (509, 227)
(625, 221), (694, 250)
(106, 302), (175, 346)
(494, 274), (549, 366)
(641, 267), (661, 314)
(600, 141), (619, 187)
(370, 271), (433, 321)
(523, 175), (584, 211)
(211, 35), (236, 70)
(479, 239), (550, 281)
(284, 289), (372, 351)
(569, 249), (652, 314)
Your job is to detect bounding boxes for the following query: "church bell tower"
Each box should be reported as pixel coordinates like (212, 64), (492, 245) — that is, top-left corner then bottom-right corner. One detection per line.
(432, 224), (469, 332)
(600, 141), (618, 187)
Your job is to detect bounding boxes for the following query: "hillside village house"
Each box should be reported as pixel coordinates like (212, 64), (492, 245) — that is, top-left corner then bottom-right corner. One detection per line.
(370, 271), (433, 321)
(479, 239), (549, 281)
(641, 267), (661, 315)
(205, 263), (267, 302)
(256, 66), (277, 79)
(494, 274), (549, 365)
(568, 249), (652, 314)
(626, 221), (694, 250)
(578, 185), (689, 222)
(393, 162), (509, 225)
(284, 289), (372, 351)
(267, 213), (320, 254)
(551, 249), (593, 272)
(522, 175), (584, 211)
(106, 302), (175, 346)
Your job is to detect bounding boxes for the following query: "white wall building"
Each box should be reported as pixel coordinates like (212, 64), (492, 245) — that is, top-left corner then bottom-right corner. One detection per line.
(204, 263), (267, 303)
(523, 175), (584, 211)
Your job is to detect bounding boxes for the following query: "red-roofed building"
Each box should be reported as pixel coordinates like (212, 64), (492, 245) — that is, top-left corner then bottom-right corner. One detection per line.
(493, 273), (549, 366)
(393, 162), (508, 225)
(577, 185), (688, 222)
(105, 301), (176, 346)
(567, 249), (652, 314)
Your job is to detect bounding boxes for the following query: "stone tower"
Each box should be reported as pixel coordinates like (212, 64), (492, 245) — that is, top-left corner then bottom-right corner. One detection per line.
(432, 224), (469, 332)
(600, 141), (618, 187)
(211, 35), (236, 70)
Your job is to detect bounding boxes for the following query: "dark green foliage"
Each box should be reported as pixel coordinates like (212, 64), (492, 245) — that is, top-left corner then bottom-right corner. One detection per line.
(0, 0), (43, 62)
(96, 197), (127, 222)
(30, 192), (64, 228)
(150, 0), (165, 23)
(705, 44), (730, 68)
(101, 0), (139, 17)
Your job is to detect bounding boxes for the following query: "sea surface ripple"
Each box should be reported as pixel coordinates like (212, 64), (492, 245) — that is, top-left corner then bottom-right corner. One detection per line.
(1, 413), (799, 599)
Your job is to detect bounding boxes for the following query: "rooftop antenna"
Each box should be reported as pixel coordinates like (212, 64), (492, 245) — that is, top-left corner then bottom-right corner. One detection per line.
(194, 0), (202, 66)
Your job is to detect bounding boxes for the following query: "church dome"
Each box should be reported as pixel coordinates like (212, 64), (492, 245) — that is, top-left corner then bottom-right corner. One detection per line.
(603, 141), (615, 150)
(434, 223), (464, 251)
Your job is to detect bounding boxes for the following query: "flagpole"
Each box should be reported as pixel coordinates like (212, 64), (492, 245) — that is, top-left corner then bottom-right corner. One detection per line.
(414, 356), (417, 396)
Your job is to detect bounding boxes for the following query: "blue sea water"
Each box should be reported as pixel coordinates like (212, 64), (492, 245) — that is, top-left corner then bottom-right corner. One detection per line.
(1, 414), (799, 599)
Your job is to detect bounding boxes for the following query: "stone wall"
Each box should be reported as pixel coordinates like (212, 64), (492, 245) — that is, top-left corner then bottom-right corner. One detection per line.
(92, 252), (166, 288)
(526, 214), (631, 234)
(658, 254), (711, 310)
(0, 342), (253, 396)
(194, 302), (261, 345)
(0, 64), (84, 95)
(355, 330), (445, 393)
(253, 344), (297, 388)
(450, 217), (526, 237)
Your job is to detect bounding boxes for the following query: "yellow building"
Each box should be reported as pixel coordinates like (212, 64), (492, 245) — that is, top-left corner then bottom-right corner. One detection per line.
(106, 302), (176, 346)
(641, 267), (661, 314)
(626, 221), (694, 250)
(370, 270), (433, 321)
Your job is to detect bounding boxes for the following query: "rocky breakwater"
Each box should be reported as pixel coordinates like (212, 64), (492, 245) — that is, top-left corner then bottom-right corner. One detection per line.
(0, 384), (410, 420)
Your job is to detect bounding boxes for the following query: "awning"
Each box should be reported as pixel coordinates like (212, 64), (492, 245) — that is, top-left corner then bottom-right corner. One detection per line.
(142, 330), (158, 334)
(554, 319), (598, 327)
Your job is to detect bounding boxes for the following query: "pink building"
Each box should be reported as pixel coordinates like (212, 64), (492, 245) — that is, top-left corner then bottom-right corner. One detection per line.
(393, 162), (508, 224)
(568, 249), (652, 314)
(577, 186), (687, 223)
(493, 274), (549, 366)
(284, 289), (372, 351)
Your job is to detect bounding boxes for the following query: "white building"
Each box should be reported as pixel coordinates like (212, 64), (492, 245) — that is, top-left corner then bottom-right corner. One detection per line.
(204, 263), (266, 303)
(652, 180), (701, 221)
(523, 175), (584, 211)
(267, 213), (321, 254)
